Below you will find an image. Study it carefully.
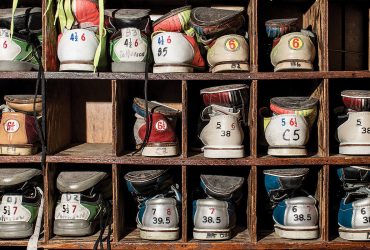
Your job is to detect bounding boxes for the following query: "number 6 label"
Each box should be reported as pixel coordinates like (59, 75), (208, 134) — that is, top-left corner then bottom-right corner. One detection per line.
(288, 37), (303, 50)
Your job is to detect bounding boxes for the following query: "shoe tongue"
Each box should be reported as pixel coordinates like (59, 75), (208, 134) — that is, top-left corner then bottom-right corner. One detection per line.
(133, 98), (181, 117)
(0, 7), (42, 34)
(200, 174), (244, 201)
(124, 169), (173, 196)
(0, 168), (41, 188)
(105, 9), (151, 32)
(344, 187), (370, 204)
(338, 166), (370, 184)
(264, 168), (309, 178)
(270, 97), (318, 113)
(57, 171), (107, 193)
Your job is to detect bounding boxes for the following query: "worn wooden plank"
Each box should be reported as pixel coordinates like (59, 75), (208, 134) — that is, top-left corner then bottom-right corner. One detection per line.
(181, 81), (188, 158)
(44, 163), (57, 243)
(181, 166), (187, 242)
(46, 80), (71, 154)
(112, 164), (124, 242)
(249, 166), (257, 243)
(42, 0), (58, 71)
(249, 80), (257, 158)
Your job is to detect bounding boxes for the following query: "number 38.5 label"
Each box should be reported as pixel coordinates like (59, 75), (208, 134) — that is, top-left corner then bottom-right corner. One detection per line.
(0, 195), (31, 222)
(55, 194), (90, 220)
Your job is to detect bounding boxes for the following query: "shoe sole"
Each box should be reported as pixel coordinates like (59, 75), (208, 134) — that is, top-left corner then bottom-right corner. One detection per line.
(193, 228), (231, 240)
(274, 224), (319, 239)
(274, 60), (313, 72)
(339, 144), (370, 155)
(268, 146), (307, 156)
(140, 226), (179, 240)
(0, 61), (34, 71)
(153, 64), (194, 73)
(112, 62), (146, 73)
(0, 222), (33, 239)
(339, 227), (370, 241)
(0, 144), (38, 156)
(59, 62), (94, 72)
(211, 61), (249, 73)
(142, 142), (178, 157)
(203, 145), (244, 158)
(53, 219), (97, 237)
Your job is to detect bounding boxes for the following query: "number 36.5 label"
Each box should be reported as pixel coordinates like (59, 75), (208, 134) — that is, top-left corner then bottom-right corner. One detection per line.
(0, 195), (31, 222)
(55, 194), (90, 220)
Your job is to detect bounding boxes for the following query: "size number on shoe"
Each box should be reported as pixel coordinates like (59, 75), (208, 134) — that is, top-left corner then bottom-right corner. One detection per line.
(216, 122), (236, 137)
(281, 117), (301, 141)
(156, 35), (172, 57)
(288, 205), (315, 225)
(69, 32), (86, 42)
(150, 207), (175, 226)
(224, 38), (239, 51)
(288, 37), (303, 50)
(201, 207), (222, 224)
(55, 194), (90, 220)
(4, 119), (20, 133)
(116, 28), (147, 61)
(0, 29), (21, 58)
(356, 119), (370, 134)
(0, 195), (31, 222)
(360, 207), (370, 224)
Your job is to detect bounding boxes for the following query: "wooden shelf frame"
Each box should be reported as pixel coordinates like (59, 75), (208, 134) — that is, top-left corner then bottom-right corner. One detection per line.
(0, 0), (369, 249)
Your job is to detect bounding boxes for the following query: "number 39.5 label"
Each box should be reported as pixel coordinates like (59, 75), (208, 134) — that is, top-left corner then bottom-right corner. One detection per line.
(0, 195), (31, 222)
(55, 194), (90, 220)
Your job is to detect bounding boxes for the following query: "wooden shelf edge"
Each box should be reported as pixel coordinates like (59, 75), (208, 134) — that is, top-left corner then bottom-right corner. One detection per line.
(0, 71), (366, 81)
(1, 154), (370, 165)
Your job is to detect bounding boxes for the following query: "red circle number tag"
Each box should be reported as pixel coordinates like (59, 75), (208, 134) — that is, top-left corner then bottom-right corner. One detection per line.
(4, 119), (19, 133)
(155, 120), (167, 131)
(288, 37), (303, 50)
(224, 38), (239, 51)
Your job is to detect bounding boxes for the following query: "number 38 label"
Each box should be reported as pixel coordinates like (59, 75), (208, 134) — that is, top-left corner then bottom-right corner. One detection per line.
(0, 195), (31, 222)
(288, 37), (303, 50)
(55, 194), (90, 220)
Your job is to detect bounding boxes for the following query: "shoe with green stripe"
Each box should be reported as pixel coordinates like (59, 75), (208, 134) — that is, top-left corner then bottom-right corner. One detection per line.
(0, 168), (43, 239)
(54, 171), (111, 236)
(0, 8), (42, 71)
(105, 9), (152, 72)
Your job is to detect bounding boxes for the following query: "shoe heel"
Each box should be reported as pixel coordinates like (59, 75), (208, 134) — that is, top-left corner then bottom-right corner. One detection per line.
(267, 146), (307, 156)
(140, 227), (179, 240)
(193, 228), (231, 240)
(203, 145), (244, 158)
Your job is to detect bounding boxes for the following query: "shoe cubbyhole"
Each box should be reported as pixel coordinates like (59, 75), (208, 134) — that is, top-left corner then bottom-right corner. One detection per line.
(187, 81), (252, 159)
(46, 80), (113, 156)
(257, 80), (324, 158)
(115, 80), (182, 157)
(46, 163), (113, 243)
(257, 165), (323, 242)
(328, 165), (345, 241)
(329, 1), (369, 71)
(186, 166), (251, 242)
(0, 0), (41, 8)
(328, 78), (370, 156)
(258, 0), (324, 72)
(104, 0), (251, 18)
(0, 163), (44, 245)
(114, 165), (182, 242)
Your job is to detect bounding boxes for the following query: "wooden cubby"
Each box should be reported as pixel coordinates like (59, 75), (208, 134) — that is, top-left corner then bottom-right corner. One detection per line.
(0, 0), (370, 249)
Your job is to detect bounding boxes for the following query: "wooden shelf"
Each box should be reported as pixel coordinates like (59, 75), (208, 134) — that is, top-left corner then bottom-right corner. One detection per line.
(0, 0), (368, 249)
(47, 143), (114, 164)
(2, 71), (369, 81)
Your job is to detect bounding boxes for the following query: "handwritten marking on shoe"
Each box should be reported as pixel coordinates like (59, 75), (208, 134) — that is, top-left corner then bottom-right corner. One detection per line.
(4, 119), (19, 133)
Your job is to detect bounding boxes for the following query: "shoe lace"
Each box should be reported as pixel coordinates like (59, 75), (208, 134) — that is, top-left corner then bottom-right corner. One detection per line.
(132, 33), (151, 156)
(93, 200), (112, 250)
